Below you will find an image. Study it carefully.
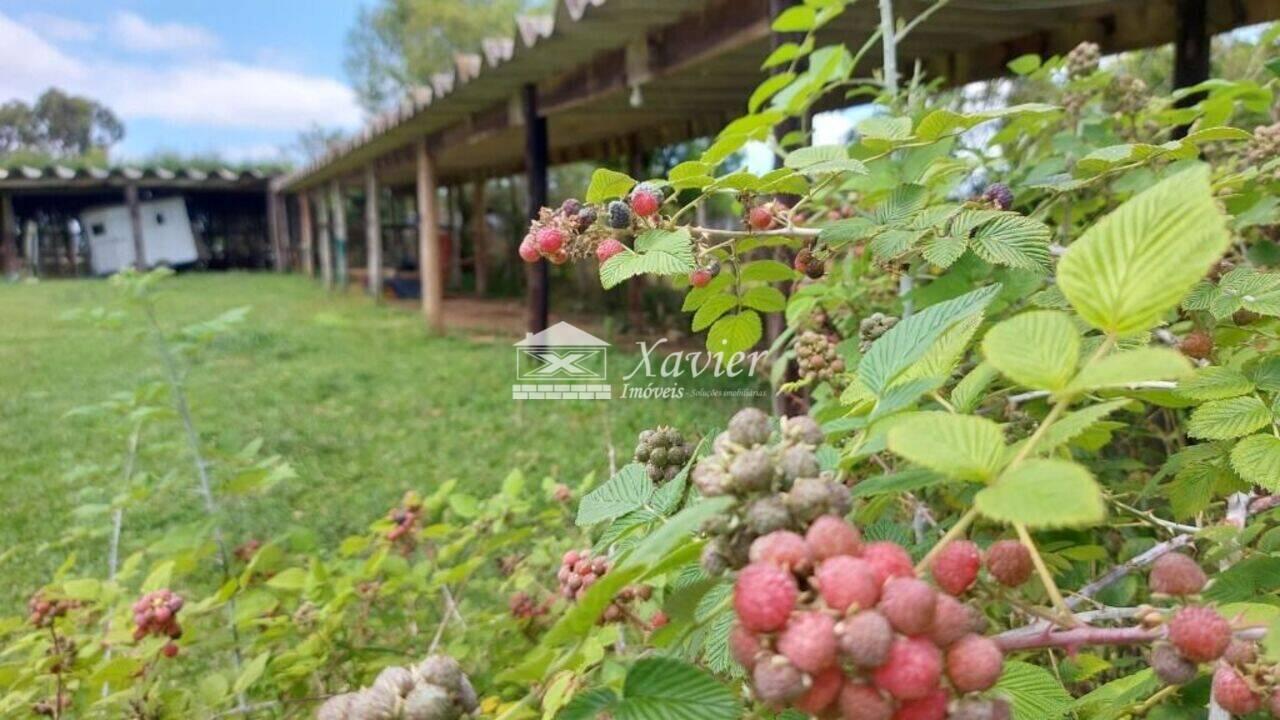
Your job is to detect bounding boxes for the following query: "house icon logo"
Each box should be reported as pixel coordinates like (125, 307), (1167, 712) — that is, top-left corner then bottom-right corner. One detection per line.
(512, 322), (612, 400)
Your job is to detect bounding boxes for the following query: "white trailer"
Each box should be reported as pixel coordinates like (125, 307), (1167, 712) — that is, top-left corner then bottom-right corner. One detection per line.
(82, 196), (199, 275)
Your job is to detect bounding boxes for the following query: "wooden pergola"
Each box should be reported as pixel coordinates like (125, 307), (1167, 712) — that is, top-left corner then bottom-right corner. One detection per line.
(274, 0), (1280, 334)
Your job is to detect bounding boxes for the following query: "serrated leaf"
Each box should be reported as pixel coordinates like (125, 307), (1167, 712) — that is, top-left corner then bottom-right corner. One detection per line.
(1029, 399), (1129, 455)
(996, 661), (1072, 720)
(739, 260), (795, 282)
(982, 311), (1080, 391)
(975, 459), (1106, 528)
(920, 233), (967, 267)
(872, 183), (927, 224)
(585, 168), (636, 203)
(1065, 348), (1192, 393)
(559, 689), (619, 720)
(951, 362), (999, 414)
(576, 464), (655, 527)
(600, 229), (695, 289)
(706, 312), (762, 357)
(1178, 366), (1255, 400)
(617, 657), (739, 720)
(1188, 395), (1272, 440)
(969, 214), (1052, 270)
(771, 5), (814, 31)
(818, 217), (878, 247)
(749, 73), (795, 113)
(850, 468), (951, 498)
(741, 286), (786, 313)
(691, 294), (737, 332)
(1231, 434), (1280, 490)
(1057, 165), (1231, 336)
(860, 284), (1001, 395)
(887, 412), (1007, 482)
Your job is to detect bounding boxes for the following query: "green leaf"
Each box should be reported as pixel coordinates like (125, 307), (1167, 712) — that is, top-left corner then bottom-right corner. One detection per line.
(265, 567), (307, 591)
(739, 260), (795, 282)
(1231, 434), (1280, 491)
(859, 284), (1000, 395)
(920, 233), (967, 268)
(691, 294), (737, 332)
(849, 468), (951, 498)
(982, 311), (1079, 391)
(600, 229), (695, 289)
(1007, 54), (1042, 75)
(1188, 395), (1273, 440)
(615, 657), (739, 720)
(1057, 165), (1231, 336)
(951, 362), (999, 414)
(784, 145), (866, 176)
(975, 459), (1106, 528)
(585, 168), (637, 203)
(996, 661), (1072, 720)
(706, 312), (762, 357)
(968, 214), (1053, 270)
(887, 412), (1007, 482)
(559, 689), (619, 720)
(1065, 348), (1192, 393)
(771, 5), (815, 32)
(233, 652), (270, 696)
(818, 217), (878, 247)
(741, 287), (786, 313)
(1178, 366), (1255, 400)
(749, 73), (796, 113)
(1029, 399), (1130, 455)
(576, 464), (655, 527)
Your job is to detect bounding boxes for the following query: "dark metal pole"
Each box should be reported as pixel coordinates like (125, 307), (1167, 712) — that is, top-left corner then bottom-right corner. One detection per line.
(1172, 0), (1210, 138)
(523, 83), (550, 335)
(124, 182), (146, 270)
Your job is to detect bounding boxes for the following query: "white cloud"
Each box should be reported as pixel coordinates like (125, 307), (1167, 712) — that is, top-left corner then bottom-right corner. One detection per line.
(110, 11), (219, 55)
(0, 11), (361, 133)
(22, 12), (98, 42)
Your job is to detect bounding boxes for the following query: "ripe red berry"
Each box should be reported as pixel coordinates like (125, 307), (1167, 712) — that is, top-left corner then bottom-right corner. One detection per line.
(777, 611), (837, 673)
(1149, 553), (1207, 596)
(836, 610), (894, 668)
(839, 682), (893, 720)
(877, 577), (937, 636)
(1212, 664), (1261, 715)
(862, 541), (916, 585)
(748, 205), (775, 231)
(1179, 330), (1214, 360)
(733, 562), (799, 633)
(689, 268), (713, 288)
(806, 515), (863, 560)
(749, 530), (814, 573)
(730, 624), (762, 670)
(930, 541), (981, 596)
(984, 540), (1033, 587)
(794, 667), (843, 715)
(895, 689), (949, 720)
(535, 226), (565, 253)
(873, 636), (942, 701)
(595, 238), (626, 264)
(630, 186), (662, 217)
(752, 654), (808, 704)
(519, 235), (540, 263)
(816, 556), (880, 613)
(162, 642), (179, 658)
(945, 634), (1004, 692)
(1167, 606), (1231, 662)
(929, 593), (979, 648)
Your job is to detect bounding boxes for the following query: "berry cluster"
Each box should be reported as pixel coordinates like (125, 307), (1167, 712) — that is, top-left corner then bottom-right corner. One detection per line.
(690, 258), (722, 288)
(731, 525), (1014, 719)
(858, 313), (900, 352)
(1105, 74), (1150, 115)
(747, 202), (780, 231)
(1244, 123), (1280, 182)
(27, 592), (78, 628)
(317, 654), (479, 720)
(508, 591), (550, 620)
(795, 330), (847, 387)
(387, 491), (424, 549)
(521, 184), (670, 267)
(1065, 41), (1101, 79)
(692, 409), (848, 574)
(556, 548), (653, 623)
(794, 248), (826, 279)
(979, 183), (1014, 212)
(634, 426), (696, 483)
(131, 589), (184, 656)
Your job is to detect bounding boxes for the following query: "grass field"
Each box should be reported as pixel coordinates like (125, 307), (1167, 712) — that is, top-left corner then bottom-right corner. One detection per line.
(0, 273), (764, 609)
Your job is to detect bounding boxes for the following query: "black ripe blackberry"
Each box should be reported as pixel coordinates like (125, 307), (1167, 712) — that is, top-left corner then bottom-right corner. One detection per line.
(981, 183), (1014, 211)
(794, 330), (846, 386)
(575, 206), (598, 232)
(635, 426), (695, 483)
(607, 200), (632, 229)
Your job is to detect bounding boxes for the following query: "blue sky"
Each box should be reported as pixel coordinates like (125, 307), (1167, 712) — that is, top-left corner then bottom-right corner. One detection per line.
(0, 0), (368, 163)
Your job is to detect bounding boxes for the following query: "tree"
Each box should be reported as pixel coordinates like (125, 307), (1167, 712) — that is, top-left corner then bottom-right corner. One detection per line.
(343, 0), (529, 114)
(0, 88), (125, 161)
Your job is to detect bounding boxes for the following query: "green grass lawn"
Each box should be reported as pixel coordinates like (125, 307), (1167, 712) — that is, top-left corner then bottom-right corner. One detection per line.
(0, 273), (764, 609)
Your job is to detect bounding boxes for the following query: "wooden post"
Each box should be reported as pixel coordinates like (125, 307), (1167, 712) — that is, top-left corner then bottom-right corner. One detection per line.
(472, 180), (488, 296)
(447, 184), (462, 288)
(523, 83), (550, 334)
(124, 182), (146, 270)
(364, 164), (383, 301)
(315, 189), (333, 289)
(298, 193), (315, 277)
(1173, 0), (1210, 138)
(0, 193), (16, 279)
(417, 139), (444, 333)
(267, 189), (284, 271)
(329, 180), (349, 288)
(23, 219), (37, 278)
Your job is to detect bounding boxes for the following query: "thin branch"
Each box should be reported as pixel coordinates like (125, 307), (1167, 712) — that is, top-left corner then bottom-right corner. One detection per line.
(1067, 534), (1195, 610)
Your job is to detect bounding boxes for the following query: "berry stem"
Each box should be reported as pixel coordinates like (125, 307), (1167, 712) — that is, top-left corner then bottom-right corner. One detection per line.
(993, 622), (1265, 653)
(686, 225), (821, 240)
(1013, 522), (1076, 626)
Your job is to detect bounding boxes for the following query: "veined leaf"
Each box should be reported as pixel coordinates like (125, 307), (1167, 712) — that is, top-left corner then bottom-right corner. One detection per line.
(741, 286), (786, 313)
(1188, 395), (1272, 440)
(691, 294), (737, 332)
(951, 363), (999, 414)
(975, 459), (1106, 528)
(1057, 165), (1231, 336)
(585, 168), (637, 203)
(969, 214), (1053, 271)
(600, 229), (695, 289)
(1231, 434), (1280, 491)
(576, 464), (654, 527)
(1065, 348), (1192, 393)
(1177, 366), (1255, 401)
(887, 412), (1007, 482)
(706, 312), (762, 357)
(996, 661), (1072, 720)
(1028, 399), (1130, 455)
(982, 311), (1080, 391)
(616, 657), (739, 720)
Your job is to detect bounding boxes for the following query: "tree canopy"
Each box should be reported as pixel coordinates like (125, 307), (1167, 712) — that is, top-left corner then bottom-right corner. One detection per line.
(0, 88), (124, 161)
